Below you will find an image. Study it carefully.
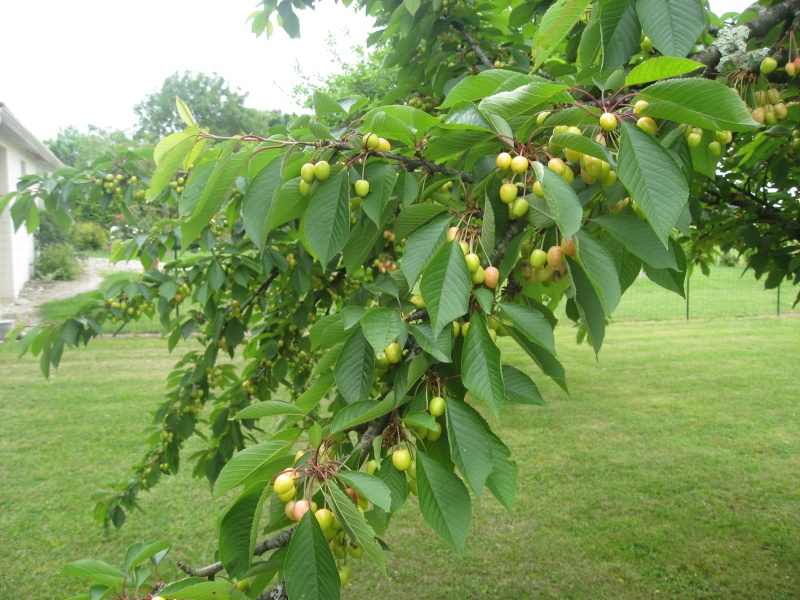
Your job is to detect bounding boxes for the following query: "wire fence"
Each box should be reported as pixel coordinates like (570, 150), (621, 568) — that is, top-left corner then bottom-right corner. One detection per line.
(612, 264), (799, 322)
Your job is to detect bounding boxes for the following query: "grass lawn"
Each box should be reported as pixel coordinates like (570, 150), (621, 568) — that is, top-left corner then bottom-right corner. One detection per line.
(1, 317), (799, 599)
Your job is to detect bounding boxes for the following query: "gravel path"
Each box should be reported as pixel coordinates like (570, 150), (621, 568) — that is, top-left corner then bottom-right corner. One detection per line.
(0, 258), (142, 326)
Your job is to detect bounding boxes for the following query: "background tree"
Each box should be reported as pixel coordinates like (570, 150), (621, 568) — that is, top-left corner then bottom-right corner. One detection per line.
(133, 71), (291, 141)
(3, 1), (799, 599)
(46, 125), (138, 167)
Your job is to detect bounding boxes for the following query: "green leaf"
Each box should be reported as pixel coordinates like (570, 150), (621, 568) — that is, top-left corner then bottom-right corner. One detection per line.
(420, 241), (471, 337)
(643, 237), (686, 297)
(334, 328), (374, 404)
(531, 162), (582, 241)
(295, 372), (335, 413)
(479, 80), (571, 120)
(149, 128), (201, 200)
(410, 321), (452, 363)
(242, 156), (281, 251)
(159, 580), (234, 599)
(599, 0), (641, 70)
(402, 214), (450, 287)
(403, 411), (438, 431)
(532, 0), (593, 68)
(441, 69), (526, 109)
(507, 328), (568, 393)
(343, 218), (380, 275)
(313, 90), (344, 116)
(215, 438), (295, 497)
(485, 431), (518, 514)
(498, 303), (556, 355)
(123, 541), (171, 574)
(285, 512), (341, 600)
(302, 171), (350, 267)
(575, 230), (622, 315)
(568, 257), (607, 354)
(549, 133), (613, 163)
(361, 162), (397, 226)
(502, 365), (545, 406)
(234, 401), (306, 421)
(637, 0), (704, 57)
(393, 354), (430, 402)
(336, 472), (392, 512)
(394, 204), (447, 240)
(265, 178), (308, 233)
(416, 453), (471, 553)
(461, 314), (505, 416)
(330, 395), (397, 434)
(183, 141), (250, 247)
(593, 215), (678, 269)
(360, 308), (402, 356)
(616, 123), (688, 245)
(326, 483), (386, 573)
(445, 398), (493, 497)
(175, 97), (199, 128)
(637, 78), (759, 132)
(441, 101), (498, 132)
(219, 482), (270, 578)
(625, 56), (705, 86)
(62, 560), (123, 588)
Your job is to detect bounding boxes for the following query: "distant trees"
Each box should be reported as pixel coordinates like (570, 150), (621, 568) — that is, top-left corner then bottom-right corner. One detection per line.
(133, 71), (291, 141)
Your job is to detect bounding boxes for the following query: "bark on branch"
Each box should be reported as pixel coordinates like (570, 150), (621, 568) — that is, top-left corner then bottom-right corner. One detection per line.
(451, 21), (496, 70)
(690, 0), (800, 71)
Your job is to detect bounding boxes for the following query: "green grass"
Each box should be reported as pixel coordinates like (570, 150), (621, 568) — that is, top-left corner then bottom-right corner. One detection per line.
(611, 264), (799, 321)
(1, 317), (799, 599)
(38, 273), (166, 334)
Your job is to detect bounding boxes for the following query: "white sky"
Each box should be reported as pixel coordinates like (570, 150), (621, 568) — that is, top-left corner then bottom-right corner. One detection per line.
(0, 0), (756, 141)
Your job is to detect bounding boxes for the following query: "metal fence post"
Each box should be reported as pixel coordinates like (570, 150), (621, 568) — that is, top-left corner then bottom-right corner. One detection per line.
(686, 274), (690, 320)
(777, 284), (781, 317)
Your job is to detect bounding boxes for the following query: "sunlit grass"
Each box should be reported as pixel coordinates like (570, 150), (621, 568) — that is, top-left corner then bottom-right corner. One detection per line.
(1, 317), (798, 598)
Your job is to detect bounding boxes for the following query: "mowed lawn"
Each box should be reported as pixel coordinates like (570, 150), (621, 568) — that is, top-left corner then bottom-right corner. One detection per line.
(1, 317), (799, 599)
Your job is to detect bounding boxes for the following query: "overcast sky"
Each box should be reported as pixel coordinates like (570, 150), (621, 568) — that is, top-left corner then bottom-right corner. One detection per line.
(1, 0), (754, 141)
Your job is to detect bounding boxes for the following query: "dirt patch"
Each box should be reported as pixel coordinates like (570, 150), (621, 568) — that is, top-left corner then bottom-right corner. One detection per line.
(0, 258), (142, 326)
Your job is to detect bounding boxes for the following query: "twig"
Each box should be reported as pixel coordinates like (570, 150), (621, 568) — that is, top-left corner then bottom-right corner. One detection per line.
(451, 21), (496, 70)
(177, 527), (296, 579)
(257, 577), (287, 600)
(490, 220), (526, 265)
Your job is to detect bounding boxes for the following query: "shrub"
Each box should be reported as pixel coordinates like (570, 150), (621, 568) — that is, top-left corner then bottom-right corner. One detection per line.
(34, 244), (83, 280)
(69, 221), (108, 251)
(35, 212), (69, 247)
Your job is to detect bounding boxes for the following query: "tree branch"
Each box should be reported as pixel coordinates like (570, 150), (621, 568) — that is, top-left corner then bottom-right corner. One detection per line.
(177, 527), (296, 579)
(328, 141), (473, 183)
(490, 219), (526, 265)
(451, 21), (496, 70)
(257, 577), (287, 600)
(690, 0), (800, 71)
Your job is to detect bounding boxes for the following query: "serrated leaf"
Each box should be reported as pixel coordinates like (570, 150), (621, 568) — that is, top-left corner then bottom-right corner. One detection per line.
(506, 328), (568, 393)
(461, 314), (504, 416)
(485, 431), (518, 514)
(531, 162), (582, 241)
(420, 241), (471, 337)
(637, 78), (759, 132)
(285, 512), (341, 600)
(334, 328), (374, 404)
(242, 157), (281, 251)
(361, 162), (397, 226)
(445, 398), (493, 497)
(441, 69), (526, 109)
(296, 372), (335, 413)
(234, 401), (306, 421)
(499, 303), (556, 355)
(410, 321), (452, 363)
(502, 365), (545, 406)
(360, 308), (402, 356)
(123, 541), (171, 574)
(343, 218), (380, 275)
(594, 215), (678, 269)
(643, 237), (686, 297)
(637, 0), (704, 57)
(61, 560), (124, 588)
(549, 132), (613, 163)
(416, 453), (471, 553)
(219, 482), (270, 578)
(326, 483), (386, 573)
(599, 0), (641, 70)
(401, 214), (450, 287)
(575, 230), (622, 315)
(616, 123), (688, 246)
(215, 438), (295, 497)
(625, 56), (705, 86)
(532, 0), (593, 68)
(336, 472), (392, 512)
(302, 171), (350, 267)
(568, 257), (606, 354)
(479, 80), (571, 120)
(330, 395), (397, 434)
(159, 579), (234, 600)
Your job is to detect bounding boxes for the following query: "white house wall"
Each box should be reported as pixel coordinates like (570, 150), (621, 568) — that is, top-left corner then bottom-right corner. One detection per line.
(0, 136), (37, 303)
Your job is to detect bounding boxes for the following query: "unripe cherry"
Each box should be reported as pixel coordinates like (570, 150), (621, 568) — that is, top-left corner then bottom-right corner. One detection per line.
(484, 266), (500, 288)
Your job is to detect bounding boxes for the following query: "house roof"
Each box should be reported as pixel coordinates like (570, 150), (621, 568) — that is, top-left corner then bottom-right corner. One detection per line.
(0, 103), (62, 171)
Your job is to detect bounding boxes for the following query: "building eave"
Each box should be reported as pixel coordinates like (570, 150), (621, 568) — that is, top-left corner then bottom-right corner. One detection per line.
(0, 103), (63, 172)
